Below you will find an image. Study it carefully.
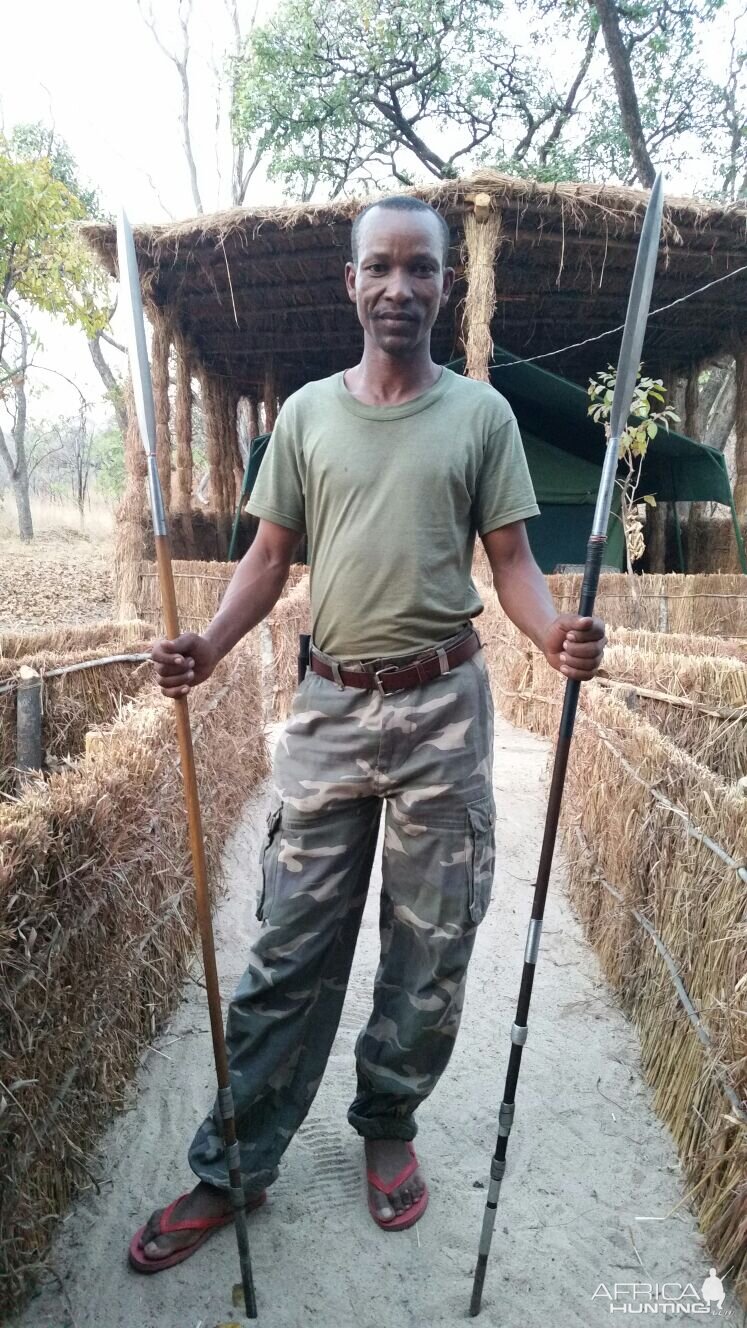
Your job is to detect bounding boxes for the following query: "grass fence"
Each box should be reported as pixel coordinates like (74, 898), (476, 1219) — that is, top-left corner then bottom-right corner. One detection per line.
(0, 627), (269, 1315)
(475, 571), (746, 1305)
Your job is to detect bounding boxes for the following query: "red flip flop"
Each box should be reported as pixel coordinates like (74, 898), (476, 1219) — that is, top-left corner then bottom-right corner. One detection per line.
(367, 1142), (429, 1232)
(128, 1190), (267, 1273)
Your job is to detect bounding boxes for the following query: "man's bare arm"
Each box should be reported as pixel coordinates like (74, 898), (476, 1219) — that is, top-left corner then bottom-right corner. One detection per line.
(481, 521), (606, 681)
(151, 519), (301, 697)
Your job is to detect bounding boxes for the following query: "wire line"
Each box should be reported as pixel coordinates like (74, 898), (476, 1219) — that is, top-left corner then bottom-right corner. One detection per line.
(489, 262), (747, 371)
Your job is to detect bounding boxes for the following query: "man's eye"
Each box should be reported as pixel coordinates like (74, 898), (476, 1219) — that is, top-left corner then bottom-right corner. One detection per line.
(368, 264), (386, 274)
(415, 265), (436, 275)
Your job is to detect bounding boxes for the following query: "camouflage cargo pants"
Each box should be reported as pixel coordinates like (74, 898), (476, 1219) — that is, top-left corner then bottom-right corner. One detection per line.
(188, 628), (496, 1197)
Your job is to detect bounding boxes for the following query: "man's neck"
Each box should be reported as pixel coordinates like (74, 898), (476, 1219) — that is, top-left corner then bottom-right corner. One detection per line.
(344, 343), (442, 407)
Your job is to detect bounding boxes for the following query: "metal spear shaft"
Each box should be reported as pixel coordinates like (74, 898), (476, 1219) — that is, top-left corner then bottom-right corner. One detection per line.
(469, 172), (665, 1318)
(116, 210), (258, 1321)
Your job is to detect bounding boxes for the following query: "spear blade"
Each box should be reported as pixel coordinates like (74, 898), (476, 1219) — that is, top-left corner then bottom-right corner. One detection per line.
(115, 209), (166, 538)
(591, 171), (665, 543)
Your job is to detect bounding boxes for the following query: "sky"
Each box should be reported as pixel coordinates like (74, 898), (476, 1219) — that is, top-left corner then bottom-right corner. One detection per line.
(1, 0), (281, 421)
(0, 0), (740, 426)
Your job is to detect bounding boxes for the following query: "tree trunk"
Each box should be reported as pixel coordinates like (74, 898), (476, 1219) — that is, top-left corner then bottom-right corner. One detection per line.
(10, 471), (34, 542)
(88, 334), (128, 435)
(592, 0), (656, 187)
(704, 371), (736, 452)
(0, 391), (34, 542)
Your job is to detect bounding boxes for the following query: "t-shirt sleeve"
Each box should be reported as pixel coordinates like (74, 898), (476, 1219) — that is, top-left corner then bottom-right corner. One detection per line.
(246, 402), (306, 533)
(473, 412), (540, 536)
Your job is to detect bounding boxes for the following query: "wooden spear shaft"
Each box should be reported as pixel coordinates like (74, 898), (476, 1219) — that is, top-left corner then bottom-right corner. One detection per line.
(153, 534), (257, 1320)
(116, 210), (258, 1321)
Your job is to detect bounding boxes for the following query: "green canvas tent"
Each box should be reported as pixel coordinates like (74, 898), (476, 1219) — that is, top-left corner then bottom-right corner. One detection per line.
(451, 348), (745, 574)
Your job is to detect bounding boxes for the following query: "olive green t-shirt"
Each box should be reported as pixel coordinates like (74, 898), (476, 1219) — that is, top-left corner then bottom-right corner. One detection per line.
(247, 367), (539, 658)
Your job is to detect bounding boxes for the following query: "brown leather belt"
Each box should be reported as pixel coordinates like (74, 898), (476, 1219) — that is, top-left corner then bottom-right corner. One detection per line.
(310, 629), (481, 694)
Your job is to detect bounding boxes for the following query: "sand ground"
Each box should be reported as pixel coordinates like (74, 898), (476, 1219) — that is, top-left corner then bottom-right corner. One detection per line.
(14, 714), (738, 1328)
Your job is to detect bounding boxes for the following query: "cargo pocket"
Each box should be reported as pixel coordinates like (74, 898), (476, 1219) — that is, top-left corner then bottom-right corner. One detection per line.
(256, 805), (282, 921)
(466, 800), (496, 924)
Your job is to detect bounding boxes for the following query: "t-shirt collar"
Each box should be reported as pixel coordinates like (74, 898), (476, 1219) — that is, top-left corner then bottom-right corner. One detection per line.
(335, 366), (452, 420)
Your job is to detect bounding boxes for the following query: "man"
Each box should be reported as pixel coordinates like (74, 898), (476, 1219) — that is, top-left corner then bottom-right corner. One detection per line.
(129, 196), (605, 1271)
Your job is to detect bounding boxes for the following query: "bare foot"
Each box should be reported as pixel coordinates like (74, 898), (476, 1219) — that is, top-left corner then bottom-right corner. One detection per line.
(365, 1139), (426, 1222)
(140, 1181), (232, 1259)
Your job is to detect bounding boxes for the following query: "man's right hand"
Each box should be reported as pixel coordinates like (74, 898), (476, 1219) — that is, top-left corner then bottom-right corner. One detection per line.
(151, 633), (220, 698)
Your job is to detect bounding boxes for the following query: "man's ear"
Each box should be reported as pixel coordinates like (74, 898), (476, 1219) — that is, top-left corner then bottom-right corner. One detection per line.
(344, 261), (357, 304)
(440, 266), (456, 308)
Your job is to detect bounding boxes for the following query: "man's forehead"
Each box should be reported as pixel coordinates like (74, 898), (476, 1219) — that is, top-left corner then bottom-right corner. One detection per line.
(355, 207), (444, 256)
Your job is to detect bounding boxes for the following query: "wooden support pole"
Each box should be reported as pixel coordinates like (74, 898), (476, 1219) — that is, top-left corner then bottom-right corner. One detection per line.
(114, 378), (148, 618)
(263, 365), (278, 431)
(248, 394), (259, 440)
(16, 666), (42, 774)
(734, 341), (747, 517)
(151, 318), (172, 512)
(463, 193), (500, 383)
(173, 337), (193, 515)
(173, 335), (195, 557)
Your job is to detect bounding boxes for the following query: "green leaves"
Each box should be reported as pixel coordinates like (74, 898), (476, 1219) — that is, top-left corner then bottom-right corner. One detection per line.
(587, 363), (679, 568)
(0, 144), (108, 337)
(231, 0), (539, 197)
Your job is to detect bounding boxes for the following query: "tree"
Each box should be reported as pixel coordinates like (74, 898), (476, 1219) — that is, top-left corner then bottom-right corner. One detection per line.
(0, 144), (108, 540)
(12, 121), (129, 435)
(231, 0), (739, 198)
(591, 0), (657, 186)
(588, 366), (679, 571)
(137, 0), (269, 208)
(59, 407), (97, 524)
(709, 5), (747, 201)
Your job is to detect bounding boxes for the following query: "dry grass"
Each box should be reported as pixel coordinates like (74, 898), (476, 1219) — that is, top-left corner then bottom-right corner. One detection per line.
(549, 572), (747, 638)
(135, 559), (310, 638)
(0, 495), (115, 547)
(475, 561), (747, 1304)
(267, 575), (311, 720)
(0, 629), (155, 794)
(562, 691), (746, 1305)
(136, 559), (237, 634)
(479, 583), (747, 781)
(0, 632), (269, 1315)
(0, 513), (117, 632)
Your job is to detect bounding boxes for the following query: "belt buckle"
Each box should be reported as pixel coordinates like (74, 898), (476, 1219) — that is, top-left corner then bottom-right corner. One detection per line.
(374, 664), (404, 695)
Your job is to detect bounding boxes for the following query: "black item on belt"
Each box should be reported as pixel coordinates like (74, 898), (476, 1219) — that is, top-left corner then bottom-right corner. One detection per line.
(297, 632), (311, 683)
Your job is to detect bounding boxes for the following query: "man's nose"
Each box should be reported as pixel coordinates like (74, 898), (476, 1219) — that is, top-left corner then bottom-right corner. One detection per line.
(383, 268), (414, 303)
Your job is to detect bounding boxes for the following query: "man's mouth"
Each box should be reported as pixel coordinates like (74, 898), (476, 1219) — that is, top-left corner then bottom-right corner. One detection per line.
(376, 313), (416, 325)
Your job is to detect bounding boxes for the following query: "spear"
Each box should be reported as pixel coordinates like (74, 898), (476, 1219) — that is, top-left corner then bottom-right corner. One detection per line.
(116, 210), (258, 1321)
(469, 171), (665, 1317)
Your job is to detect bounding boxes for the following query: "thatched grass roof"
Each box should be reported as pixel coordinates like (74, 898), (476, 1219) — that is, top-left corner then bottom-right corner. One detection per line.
(84, 170), (747, 396)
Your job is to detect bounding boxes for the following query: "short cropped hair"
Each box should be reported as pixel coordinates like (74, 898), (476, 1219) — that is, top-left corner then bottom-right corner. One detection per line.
(351, 196), (451, 266)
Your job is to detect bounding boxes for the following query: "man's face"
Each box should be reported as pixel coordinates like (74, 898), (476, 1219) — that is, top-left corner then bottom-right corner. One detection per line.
(345, 208), (454, 357)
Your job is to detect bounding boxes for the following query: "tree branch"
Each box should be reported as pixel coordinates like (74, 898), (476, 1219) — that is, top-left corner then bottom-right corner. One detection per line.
(539, 21), (598, 165)
(136, 0), (204, 212)
(87, 333), (127, 434)
(592, 0), (657, 186)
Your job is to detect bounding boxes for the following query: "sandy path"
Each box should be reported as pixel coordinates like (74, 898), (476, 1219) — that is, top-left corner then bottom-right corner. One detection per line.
(15, 714), (732, 1328)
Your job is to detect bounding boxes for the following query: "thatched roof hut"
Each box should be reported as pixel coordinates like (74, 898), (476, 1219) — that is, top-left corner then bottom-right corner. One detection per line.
(83, 170), (747, 603)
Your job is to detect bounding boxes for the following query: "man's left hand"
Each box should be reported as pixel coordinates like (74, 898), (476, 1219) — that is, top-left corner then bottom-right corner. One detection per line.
(542, 614), (606, 681)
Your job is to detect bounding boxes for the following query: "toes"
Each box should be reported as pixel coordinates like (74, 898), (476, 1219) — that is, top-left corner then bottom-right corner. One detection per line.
(371, 1189), (395, 1222)
(142, 1208), (163, 1245)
